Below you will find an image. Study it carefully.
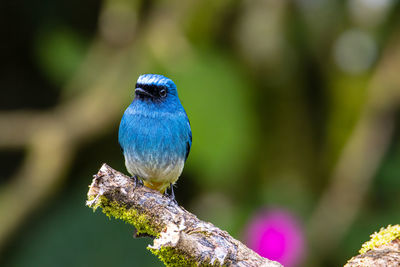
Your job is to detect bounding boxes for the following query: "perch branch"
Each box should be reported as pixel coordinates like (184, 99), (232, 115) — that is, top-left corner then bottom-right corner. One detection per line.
(86, 164), (282, 267)
(345, 225), (400, 267)
(345, 239), (400, 267)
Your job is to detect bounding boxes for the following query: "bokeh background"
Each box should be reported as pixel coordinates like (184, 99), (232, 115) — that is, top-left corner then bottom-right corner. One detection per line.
(1, 0), (400, 266)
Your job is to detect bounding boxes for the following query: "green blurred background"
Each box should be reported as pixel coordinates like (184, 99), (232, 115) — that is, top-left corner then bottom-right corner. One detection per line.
(1, 0), (400, 266)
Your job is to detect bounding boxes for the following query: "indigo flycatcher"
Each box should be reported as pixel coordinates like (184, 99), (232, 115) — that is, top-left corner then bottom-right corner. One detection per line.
(118, 74), (192, 197)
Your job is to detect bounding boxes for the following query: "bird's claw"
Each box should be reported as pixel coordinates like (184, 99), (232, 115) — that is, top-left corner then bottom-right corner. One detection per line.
(168, 197), (178, 206)
(131, 175), (143, 188)
(164, 183), (178, 206)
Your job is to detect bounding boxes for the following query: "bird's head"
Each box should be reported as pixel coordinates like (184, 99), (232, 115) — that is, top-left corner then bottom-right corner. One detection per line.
(134, 74), (178, 102)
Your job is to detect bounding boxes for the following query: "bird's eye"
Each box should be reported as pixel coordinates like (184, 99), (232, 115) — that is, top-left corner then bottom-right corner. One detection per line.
(159, 88), (167, 97)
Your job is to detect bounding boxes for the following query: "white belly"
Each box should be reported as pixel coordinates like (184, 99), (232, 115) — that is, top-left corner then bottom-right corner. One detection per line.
(125, 154), (184, 189)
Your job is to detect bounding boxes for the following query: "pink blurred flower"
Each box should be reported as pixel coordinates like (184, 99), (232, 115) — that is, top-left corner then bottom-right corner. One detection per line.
(244, 208), (305, 267)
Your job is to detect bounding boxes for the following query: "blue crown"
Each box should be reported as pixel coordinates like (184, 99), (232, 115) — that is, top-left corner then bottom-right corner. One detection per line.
(136, 74), (176, 89)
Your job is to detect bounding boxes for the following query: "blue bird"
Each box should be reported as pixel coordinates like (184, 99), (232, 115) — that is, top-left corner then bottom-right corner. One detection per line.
(118, 74), (192, 197)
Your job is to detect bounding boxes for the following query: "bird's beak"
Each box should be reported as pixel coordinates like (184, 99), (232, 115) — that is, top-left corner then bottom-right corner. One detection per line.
(135, 88), (154, 98)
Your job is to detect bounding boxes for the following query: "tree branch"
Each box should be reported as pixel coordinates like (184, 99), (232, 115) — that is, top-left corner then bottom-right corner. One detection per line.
(345, 239), (400, 267)
(345, 225), (400, 267)
(86, 164), (282, 267)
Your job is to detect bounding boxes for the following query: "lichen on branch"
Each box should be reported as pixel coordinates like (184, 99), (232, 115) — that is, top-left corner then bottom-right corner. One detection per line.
(86, 164), (282, 267)
(345, 225), (400, 267)
(359, 224), (400, 254)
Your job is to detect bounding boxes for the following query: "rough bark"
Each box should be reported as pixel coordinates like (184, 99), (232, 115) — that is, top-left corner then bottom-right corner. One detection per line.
(345, 239), (400, 267)
(86, 164), (282, 267)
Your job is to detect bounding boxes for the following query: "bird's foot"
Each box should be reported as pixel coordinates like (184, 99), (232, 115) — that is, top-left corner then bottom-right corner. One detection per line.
(131, 175), (143, 188)
(164, 184), (178, 206)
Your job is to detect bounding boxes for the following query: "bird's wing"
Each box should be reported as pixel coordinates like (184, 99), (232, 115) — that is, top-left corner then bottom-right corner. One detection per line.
(118, 114), (128, 154)
(184, 120), (192, 162)
(119, 140), (124, 153)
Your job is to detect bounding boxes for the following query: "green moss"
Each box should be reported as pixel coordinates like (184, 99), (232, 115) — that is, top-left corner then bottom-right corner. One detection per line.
(148, 247), (198, 267)
(148, 246), (224, 267)
(88, 194), (216, 266)
(89, 195), (159, 237)
(87, 194), (95, 203)
(359, 224), (400, 254)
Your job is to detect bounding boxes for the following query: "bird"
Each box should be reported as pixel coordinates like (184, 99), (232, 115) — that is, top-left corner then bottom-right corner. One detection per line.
(118, 74), (192, 198)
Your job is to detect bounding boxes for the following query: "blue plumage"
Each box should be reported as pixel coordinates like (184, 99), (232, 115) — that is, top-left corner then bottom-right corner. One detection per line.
(118, 74), (192, 194)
